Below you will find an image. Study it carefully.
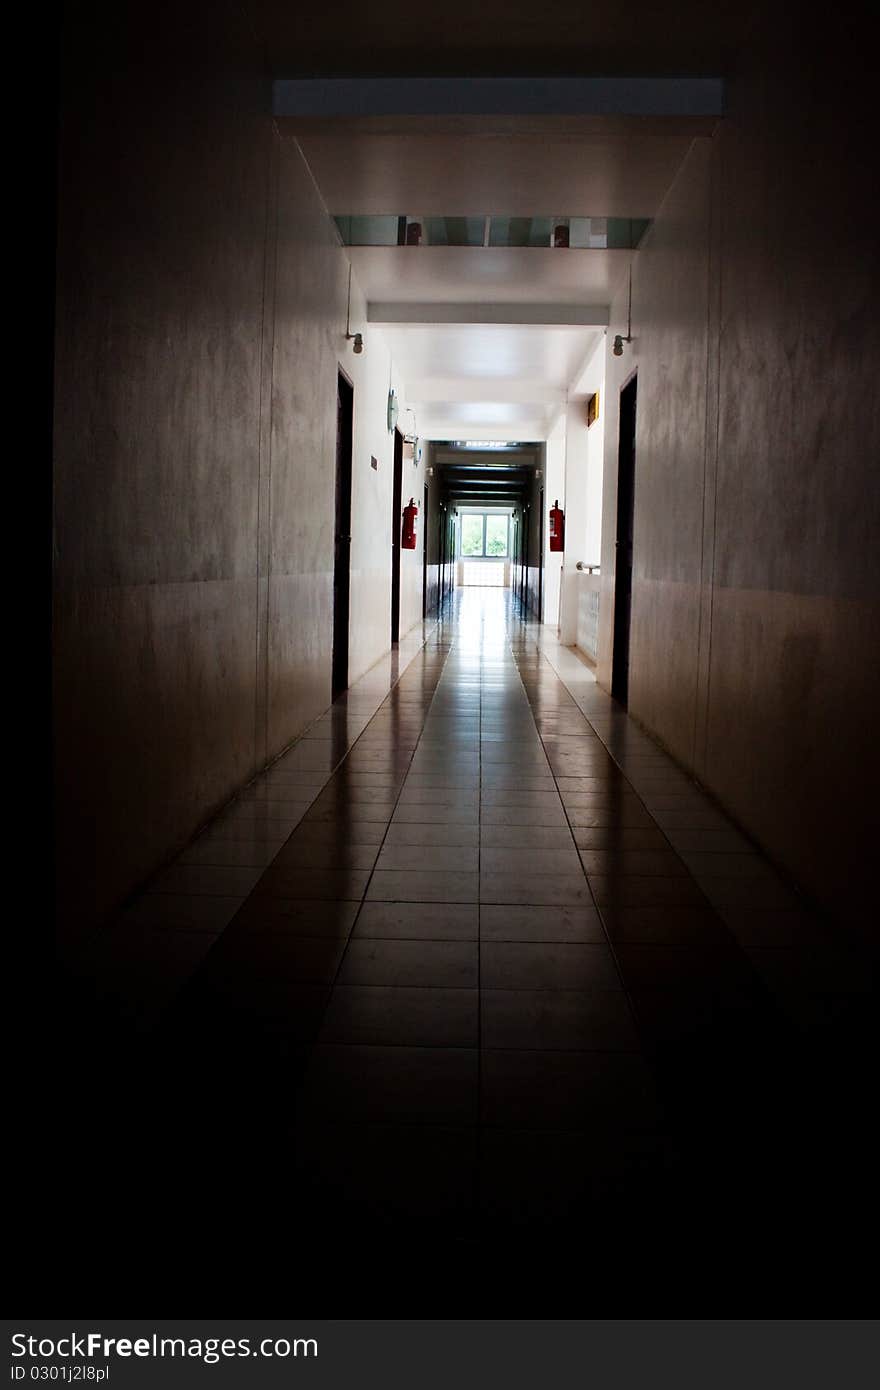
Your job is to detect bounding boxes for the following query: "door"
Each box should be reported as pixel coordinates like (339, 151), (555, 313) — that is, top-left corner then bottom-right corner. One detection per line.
(422, 483), (429, 619)
(332, 371), (353, 700)
(390, 427), (403, 643)
(612, 374), (638, 705)
(538, 487), (545, 620)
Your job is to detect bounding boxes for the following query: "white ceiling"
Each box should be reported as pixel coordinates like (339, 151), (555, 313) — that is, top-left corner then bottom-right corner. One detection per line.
(290, 116), (697, 439)
(386, 325), (601, 384)
(385, 325), (602, 440)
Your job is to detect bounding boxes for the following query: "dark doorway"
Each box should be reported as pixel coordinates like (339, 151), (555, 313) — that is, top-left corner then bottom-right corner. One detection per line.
(332, 371), (354, 700)
(390, 428), (403, 643)
(538, 487), (545, 620)
(612, 373), (638, 705)
(422, 483), (429, 619)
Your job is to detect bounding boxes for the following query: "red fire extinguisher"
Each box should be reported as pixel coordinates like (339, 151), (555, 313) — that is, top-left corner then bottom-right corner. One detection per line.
(401, 497), (418, 549)
(549, 499), (565, 552)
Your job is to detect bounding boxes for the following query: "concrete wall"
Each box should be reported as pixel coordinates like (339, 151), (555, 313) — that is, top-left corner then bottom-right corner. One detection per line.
(53, 26), (423, 939)
(596, 33), (880, 932)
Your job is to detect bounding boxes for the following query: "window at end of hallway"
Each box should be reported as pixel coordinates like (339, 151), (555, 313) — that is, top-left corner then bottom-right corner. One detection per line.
(460, 513), (510, 558)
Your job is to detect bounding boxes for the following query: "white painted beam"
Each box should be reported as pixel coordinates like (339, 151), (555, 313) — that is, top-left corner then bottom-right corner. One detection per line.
(368, 302), (609, 327)
(404, 379), (567, 405)
(420, 419), (551, 444)
(273, 77), (723, 119)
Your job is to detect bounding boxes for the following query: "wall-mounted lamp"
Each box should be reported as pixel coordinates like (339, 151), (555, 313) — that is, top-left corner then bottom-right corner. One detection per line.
(613, 265), (634, 357)
(403, 408), (421, 464)
(345, 264), (364, 354)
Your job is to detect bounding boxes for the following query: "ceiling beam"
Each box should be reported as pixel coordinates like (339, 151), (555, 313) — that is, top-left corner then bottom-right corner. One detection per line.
(369, 303), (608, 327)
(404, 378), (567, 405)
(273, 77), (723, 119)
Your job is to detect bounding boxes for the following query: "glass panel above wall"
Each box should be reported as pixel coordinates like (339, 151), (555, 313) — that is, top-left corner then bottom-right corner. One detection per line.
(334, 215), (401, 246)
(607, 218), (652, 248)
(422, 217), (486, 246)
(335, 216), (651, 248)
(489, 217), (556, 247)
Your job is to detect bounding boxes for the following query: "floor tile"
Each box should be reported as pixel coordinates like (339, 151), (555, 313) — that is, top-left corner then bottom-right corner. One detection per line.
(479, 824), (576, 849)
(93, 587), (876, 1258)
(178, 838), (287, 868)
(205, 932), (347, 984)
(119, 894), (245, 932)
(383, 821), (480, 847)
(353, 902), (478, 941)
(588, 875), (709, 907)
(479, 904), (606, 943)
(233, 898), (360, 936)
(481, 941), (621, 990)
(479, 1127), (674, 1229)
(481, 988), (640, 1051)
(254, 867), (371, 901)
(338, 938), (478, 988)
(481, 1049), (664, 1130)
(480, 847), (583, 875)
(320, 985), (479, 1046)
(367, 870), (479, 903)
(298, 1044), (479, 1125)
(480, 873), (595, 907)
(282, 821), (387, 846)
(578, 849), (689, 877)
(376, 844), (479, 873)
(148, 864), (264, 897)
(293, 1123), (476, 1231)
(480, 806), (568, 827)
(272, 842), (380, 870)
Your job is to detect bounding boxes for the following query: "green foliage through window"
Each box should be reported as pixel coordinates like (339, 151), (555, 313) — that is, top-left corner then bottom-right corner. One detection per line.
(460, 514), (509, 558)
(485, 516), (508, 556)
(461, 516), (485, 556)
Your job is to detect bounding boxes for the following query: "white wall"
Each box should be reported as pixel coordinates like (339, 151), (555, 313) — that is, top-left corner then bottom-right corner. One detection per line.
(397, 428), (428, 642)
(346, 273), (426, 684)
(559, 332), (606, 646)
(543, 416), (566, 630)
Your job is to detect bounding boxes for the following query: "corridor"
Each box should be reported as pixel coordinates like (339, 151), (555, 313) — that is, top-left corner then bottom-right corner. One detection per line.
(63, 587), (875, 1297)
(45, 0), (879, 1319)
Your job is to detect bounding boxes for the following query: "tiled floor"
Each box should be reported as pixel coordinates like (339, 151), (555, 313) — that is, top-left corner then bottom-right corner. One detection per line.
(63, 587), (877, 1295)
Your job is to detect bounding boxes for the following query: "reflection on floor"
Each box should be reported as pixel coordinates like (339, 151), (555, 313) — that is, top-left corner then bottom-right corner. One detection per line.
(54, 588), (877, 1302)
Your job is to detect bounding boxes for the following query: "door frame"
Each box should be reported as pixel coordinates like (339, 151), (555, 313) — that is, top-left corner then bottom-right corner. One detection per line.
(611, 370), (638, 705)
(390, 426), (404, 644)
(422, 482), (429, 619)
(332, 368), (354, 700)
